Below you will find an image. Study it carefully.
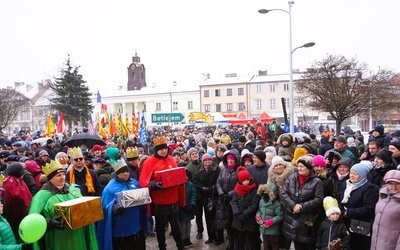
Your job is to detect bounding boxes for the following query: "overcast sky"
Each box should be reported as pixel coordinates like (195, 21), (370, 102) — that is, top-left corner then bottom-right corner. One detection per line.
(1, 0), (399, 93)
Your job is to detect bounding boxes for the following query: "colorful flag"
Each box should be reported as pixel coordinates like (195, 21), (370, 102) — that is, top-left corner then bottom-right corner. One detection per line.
(56, 112), (65, 133)
(45, 114), (55, 137)
(139, 110), (148, 143)
(97, 91), (102, 103)
(88, 114), (94, 134)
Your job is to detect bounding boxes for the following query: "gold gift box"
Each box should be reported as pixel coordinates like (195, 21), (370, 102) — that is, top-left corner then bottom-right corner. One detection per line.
(54, 196), (104, 230)
(116, 188), (152, 208)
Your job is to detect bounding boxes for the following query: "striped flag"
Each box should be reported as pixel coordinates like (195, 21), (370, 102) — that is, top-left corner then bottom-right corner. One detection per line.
(88, 114), (94, 134)
(139, 110), (148, 143)
(56, 112), (65, 133)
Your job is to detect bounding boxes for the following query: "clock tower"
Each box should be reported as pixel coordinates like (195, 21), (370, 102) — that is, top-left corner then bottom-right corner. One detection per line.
(127, 52), (146, 91)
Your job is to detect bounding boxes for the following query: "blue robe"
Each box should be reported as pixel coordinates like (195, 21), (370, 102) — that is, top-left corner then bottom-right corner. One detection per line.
(96, 178), (147, 250)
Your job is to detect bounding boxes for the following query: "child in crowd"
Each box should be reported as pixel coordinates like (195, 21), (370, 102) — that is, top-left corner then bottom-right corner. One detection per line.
(179, 168), (197, 248)
(316, 196), (350, 250)
(256, 182), (283, 250)
(230, 166), (260, 249)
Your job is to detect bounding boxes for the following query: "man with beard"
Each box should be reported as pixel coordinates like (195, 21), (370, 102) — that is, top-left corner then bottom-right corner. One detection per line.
(186, 147), (204, 240)
(139, 136), (185, 250)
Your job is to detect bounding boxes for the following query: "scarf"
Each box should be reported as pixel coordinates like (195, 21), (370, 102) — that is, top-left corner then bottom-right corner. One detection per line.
(227, 163), (236, 170)
(298, 173), (310, 189)
(341, 178), (368, 203)
(336, 170), (349, 181)
(234, 182), (256, 196)
(69, 165), (95, 194)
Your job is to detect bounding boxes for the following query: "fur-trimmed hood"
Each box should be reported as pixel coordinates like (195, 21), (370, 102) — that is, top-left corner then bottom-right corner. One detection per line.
(257, 182), (278, 201)
(267, 161), (296, 189)
(139, 155), (150, 169)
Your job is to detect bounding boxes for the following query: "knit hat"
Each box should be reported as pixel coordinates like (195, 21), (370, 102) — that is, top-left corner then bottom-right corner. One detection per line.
(347, 137), (356, 147)
(383, 169), (400, 183)
(357, 136), (364, 144)
(227, 154), (236, 160)
(292, 148), (307, 165)
(202, 153), (213, 162)
(271, 156), (286, 168)
(187, 147), (199, 159)
(253, 150), (266, 163)
(39, 150), (49, 157)
(172, 149), (182, 157)
(237, 166), (251, 183)
(47, 139), (54, 145)
(351, 163), (370, 179)
(375, 149), (393, 164)
(92, 144), (103, 151)
(216, 144), (228, 153)
(323, 196), (341, 218)
(4, 155), (19, 162)
(313, 155), (327, 168)
(337, 157), (352, 169)
(297, 155), (314, 170)
(238, 136), (247, 143)
(371, 125), (384, 135)
(6, 162), (25, 177)
(390, 141), (400, 151)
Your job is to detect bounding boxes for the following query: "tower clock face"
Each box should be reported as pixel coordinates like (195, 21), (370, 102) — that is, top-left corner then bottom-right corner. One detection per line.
(130, 65), (136, 70)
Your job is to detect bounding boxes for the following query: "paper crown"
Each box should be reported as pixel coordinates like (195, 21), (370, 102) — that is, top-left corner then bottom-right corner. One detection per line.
(42, 160), (63, 176)
(69, 147), (83, 159)
(113, 158), (127, 173)
(153, 136), (167, 147)
(126, 147), (138, 159)
(323, 196), (341, 217)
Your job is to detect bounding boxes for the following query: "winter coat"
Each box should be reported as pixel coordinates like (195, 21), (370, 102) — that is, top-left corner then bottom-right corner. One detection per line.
(371, 186), (400, 250)
(96, 162), (113, 187)
(256, 183), (283, 236)
(22, 170), (39, 196)
(230, 187), (259, 232)
(318, 136), (332, 157)
(328, 165), (350, 200)
(367, 134), (391, 150)
(179, 181), (197, 222)
(278, 145), (295, 162)
(0, 215), (21, 249)
(196, 162), (220, 202)
(281, 172), (324, 244)
(267, 161), (295, 203)
(316, 219), (350, 250)
(246, 163), (269, 188)
(24, 160), (44, 189)
(367, 163), (396, 188)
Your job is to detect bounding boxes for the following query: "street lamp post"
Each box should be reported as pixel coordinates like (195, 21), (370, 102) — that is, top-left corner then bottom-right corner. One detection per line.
(78, 108), (83, 130)
(259, 1), (315, 135)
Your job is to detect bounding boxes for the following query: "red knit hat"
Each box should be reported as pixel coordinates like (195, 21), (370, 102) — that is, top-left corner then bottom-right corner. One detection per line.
(237, 166), (251, 183)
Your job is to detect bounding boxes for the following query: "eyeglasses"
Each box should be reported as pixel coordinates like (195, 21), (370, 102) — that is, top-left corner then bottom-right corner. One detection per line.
(74, 158), (84, 162)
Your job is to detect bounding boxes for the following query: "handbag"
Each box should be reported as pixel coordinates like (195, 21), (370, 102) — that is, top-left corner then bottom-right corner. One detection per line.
(206, 188), (217, 212)
(328, 238), (342, 250)
(349, 219), (372, 237)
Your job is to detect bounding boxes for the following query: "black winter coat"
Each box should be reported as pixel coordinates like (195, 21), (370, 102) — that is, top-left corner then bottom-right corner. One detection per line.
(367, 164), (396, 188)
(328, 166), (349, 200)
(281, 172), (324, 244)
(230, 187), (260, 232)
(316, 219), (350, 250)
(196, 163), (220, 201)
(246, 163), (269, 188)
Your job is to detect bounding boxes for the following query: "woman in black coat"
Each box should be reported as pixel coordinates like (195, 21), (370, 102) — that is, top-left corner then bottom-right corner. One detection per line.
(281, 155), (324, 250)
(328, 157), (352, 200)
(338, 163), (378, 250)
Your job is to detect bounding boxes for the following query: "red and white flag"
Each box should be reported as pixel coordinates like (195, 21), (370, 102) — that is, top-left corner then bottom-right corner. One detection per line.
(57, 112), (65, 133)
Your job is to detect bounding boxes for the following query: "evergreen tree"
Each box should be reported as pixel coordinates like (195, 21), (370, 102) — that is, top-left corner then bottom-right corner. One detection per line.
(50, 55), (93, 130)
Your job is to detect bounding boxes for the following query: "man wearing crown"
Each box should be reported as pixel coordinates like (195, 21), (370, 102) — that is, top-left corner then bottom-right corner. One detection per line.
(29, 160), (99, 249)
(65, 147), (103, 196)
(139, 136), (186, 250)
(125, 147), (140, 181)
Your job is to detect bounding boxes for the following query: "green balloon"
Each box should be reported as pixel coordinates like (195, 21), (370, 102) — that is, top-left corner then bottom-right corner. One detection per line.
(19, 213), (47, 243)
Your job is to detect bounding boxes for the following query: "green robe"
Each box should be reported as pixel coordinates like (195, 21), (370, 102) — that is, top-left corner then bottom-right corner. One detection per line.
(29, 184), (98, 250)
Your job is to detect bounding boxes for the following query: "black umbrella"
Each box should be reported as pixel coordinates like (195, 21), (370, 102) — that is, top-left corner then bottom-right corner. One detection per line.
(63, 133), (106, 148)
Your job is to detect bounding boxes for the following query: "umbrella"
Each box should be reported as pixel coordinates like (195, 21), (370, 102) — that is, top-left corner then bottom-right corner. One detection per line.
(293, 132), (310, 139)
(31, 137), (52, 145)
(63, 134), (106, 148)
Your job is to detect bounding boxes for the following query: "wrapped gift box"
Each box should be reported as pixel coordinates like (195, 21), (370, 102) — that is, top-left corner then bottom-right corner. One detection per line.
(54, 196), (103, 230)
(154, 167), (187, 188)
(116, 188), (152, 208)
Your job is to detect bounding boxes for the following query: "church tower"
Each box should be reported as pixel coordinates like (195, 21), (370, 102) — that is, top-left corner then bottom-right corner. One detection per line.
(127, 52), (146, 91)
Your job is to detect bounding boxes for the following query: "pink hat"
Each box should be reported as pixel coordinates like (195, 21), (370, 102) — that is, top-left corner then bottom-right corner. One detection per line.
(313, 155), (327, 169)
(202, 153), (213, 162)
(384, 170), (400, 183)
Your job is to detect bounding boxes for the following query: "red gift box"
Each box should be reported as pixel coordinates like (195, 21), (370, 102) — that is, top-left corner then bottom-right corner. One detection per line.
(154, 167), (187, 188)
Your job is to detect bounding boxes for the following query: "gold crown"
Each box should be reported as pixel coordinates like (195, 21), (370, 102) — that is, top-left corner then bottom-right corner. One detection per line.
(153, 136), (167, 147)
(69, 147), (83, 159)
(126, 147), (138, 159)
(42, 160), (63, 176)
(113, 158), (127, 173)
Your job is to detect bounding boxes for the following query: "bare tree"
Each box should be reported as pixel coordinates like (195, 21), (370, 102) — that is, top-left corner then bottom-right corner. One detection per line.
(298, 54), (395, 135)
(0, 88), (31, 131)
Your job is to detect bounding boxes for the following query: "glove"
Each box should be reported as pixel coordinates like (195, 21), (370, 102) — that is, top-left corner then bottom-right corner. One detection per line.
(263, 219), (273, 227)
(201, 186), (210, 193)
(48, 216), (64, 230)
(112, 203), (124, 216)
(21, 244), (33, 250)
(149, 181), (163, 190)
(219, 193), (230, 203)
(255, 215), (263, 225)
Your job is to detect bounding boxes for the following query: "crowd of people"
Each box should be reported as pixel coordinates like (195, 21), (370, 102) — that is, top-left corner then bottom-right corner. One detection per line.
(0, 122), (399, 250)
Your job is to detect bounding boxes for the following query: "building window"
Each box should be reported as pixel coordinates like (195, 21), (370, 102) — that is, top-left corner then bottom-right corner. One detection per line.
(141, 72), (144, 79)
(270, 99), (276, 109)
(256, 85), (262, 93)
(256, 99), (262, 110)
(215, 89), (221, 97)
(227, 88), (232, 96)
(298, 97), (304, 108)
(284, 83), (289, 91)
(204, 104), (210, 112)
(284, 98), (289, 108)
(173, 101), (178, 110)
(269, 84), (275, 92)
(131, 72), (135, 79)
(188, 101), (193, 110)
(238, 102), (246, 111)
(156, 102), (161, 111)
(215, 104), (221, 112)
(204, 90), (210, 97)
(226, 103), (233, 111)
(238, 88), (244, 95)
